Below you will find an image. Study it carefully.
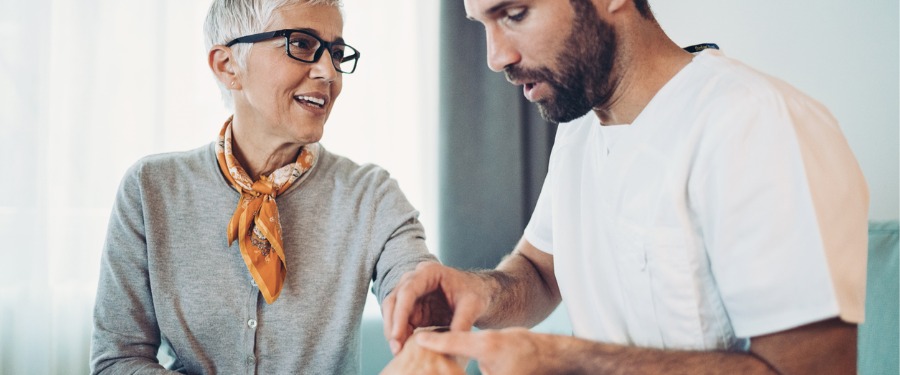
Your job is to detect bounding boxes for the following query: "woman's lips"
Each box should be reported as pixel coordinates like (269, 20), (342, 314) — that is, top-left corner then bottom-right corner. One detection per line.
(294, 95), (328, 115)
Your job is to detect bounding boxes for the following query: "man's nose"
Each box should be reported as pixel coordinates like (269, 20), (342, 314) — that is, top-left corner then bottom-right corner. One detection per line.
(485, 29), (521, 72)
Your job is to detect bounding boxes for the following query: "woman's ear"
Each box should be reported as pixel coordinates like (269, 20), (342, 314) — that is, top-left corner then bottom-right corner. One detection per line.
(209, 46), (241, 89)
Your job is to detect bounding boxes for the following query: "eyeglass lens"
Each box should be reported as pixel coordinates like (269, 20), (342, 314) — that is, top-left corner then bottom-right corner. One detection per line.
(287, 32), (357, 73)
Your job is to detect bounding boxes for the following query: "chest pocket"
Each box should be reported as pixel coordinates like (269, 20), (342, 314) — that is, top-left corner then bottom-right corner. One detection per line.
(613, 221), (706, 350)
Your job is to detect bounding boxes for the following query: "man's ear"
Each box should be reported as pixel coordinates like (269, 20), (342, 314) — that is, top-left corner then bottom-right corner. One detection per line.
(607, 0), (628, 13)
(209, 45), (241, 89)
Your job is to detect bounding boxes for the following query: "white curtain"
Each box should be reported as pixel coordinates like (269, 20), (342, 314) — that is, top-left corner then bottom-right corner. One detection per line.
(0, 0), (438, 373)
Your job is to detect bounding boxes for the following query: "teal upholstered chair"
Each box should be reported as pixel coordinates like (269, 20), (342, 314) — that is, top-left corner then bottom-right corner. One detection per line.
(859, 220), (899, 375)
(360, 221), (900, 374)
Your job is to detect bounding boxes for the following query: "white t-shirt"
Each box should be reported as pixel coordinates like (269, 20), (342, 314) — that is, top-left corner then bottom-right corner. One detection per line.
(523, 49), (868, 351)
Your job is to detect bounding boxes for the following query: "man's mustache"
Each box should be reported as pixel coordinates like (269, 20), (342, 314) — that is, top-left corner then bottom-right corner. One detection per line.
(504, 65), (554, 85)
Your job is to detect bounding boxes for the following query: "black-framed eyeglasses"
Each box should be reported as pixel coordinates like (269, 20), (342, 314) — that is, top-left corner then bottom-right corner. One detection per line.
(226, 29), (360, 74)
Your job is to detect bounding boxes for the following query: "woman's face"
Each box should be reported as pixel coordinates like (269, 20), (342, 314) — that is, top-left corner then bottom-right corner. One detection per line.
(233, 3), (343, 146)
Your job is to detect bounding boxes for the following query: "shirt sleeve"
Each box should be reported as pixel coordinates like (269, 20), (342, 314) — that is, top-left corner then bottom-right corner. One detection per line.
(523, 170), (554, 255)
(91, 163), (177, 374)
(690, 86), (868, 338)
(523, 121), (575, 255)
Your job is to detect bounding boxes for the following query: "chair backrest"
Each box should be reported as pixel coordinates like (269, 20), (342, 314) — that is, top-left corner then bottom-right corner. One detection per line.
(858, 220), (899, 375)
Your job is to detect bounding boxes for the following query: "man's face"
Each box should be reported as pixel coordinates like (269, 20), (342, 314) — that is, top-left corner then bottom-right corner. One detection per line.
(465, 0), (618, 123)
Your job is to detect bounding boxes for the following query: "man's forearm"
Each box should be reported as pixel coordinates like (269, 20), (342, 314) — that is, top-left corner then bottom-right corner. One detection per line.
(546, 334), (776, 375)
(474, 250), (561, 329)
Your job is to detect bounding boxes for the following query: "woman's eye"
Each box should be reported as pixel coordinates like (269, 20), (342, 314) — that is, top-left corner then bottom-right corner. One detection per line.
(289, 36), (319, 53)
(291, 40), (313, 50)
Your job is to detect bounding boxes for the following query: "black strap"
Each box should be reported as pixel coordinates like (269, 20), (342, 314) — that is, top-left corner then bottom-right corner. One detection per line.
(683, 43), (720, 53)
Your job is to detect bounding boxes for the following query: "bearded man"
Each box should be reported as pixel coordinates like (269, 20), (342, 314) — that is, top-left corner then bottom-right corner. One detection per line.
(382, 0), (868, 373)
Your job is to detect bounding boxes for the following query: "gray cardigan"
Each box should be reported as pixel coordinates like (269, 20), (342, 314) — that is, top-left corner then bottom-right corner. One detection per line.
(91, 143), (436, 374)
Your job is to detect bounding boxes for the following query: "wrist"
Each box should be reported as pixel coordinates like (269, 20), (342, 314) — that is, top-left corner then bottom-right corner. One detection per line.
(472, 269), (513, 328)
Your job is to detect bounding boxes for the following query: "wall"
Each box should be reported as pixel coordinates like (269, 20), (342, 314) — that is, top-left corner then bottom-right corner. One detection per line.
(652, 0), (899, 220)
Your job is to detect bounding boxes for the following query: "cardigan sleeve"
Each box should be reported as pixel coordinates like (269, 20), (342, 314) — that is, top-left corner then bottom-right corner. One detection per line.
(364, 167), (437, 304)
(90, 162), (177, 375)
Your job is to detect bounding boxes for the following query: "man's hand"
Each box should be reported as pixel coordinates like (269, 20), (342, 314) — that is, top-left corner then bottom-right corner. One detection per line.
(383, 239), (561, 355)
(414, 318), (857, 375)
(382, 262), (496, 354)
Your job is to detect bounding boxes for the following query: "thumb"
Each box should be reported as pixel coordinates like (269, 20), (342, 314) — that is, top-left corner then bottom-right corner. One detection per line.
(415, 331), (483, 360)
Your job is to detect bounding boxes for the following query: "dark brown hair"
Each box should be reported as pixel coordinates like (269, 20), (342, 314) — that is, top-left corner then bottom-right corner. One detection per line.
(634, 0), (653, 19)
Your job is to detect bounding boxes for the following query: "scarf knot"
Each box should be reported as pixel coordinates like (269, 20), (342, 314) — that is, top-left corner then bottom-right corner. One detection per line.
(215, 118), (317, 303)
(252, 178), (277, 197)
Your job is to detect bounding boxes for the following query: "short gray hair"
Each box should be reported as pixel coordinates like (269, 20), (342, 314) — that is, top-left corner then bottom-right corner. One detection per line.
(204, 0), (343, 109)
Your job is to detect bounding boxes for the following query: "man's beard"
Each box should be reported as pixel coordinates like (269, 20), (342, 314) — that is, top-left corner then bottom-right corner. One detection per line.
(504, 0), (618, 123)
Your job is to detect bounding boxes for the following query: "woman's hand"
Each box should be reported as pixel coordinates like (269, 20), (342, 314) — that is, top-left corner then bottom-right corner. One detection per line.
(415, 328), (565, 375)
(379, 327), (468, 375)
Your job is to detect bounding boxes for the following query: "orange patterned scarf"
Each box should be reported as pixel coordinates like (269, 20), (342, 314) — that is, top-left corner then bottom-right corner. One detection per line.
(215, 118), (317, 304)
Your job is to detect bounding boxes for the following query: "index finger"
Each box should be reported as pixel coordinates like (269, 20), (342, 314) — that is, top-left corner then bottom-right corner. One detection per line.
(448, 295), (481, 333)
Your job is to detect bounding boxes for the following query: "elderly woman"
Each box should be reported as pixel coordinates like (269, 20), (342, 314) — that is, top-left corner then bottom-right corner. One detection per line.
(90, 0), (442, 373)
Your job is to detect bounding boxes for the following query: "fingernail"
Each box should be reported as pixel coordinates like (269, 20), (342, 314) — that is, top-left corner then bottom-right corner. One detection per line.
(389, 340), (400, 355)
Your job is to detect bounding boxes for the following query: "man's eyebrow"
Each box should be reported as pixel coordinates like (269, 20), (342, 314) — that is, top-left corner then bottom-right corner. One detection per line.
(467, 0), (517, 21)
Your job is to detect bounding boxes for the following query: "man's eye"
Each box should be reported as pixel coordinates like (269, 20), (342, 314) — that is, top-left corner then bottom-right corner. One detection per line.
(504, 7), (527, 23)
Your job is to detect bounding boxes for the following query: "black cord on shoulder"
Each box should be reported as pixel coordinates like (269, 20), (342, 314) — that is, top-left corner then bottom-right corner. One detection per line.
(683, 43), (720, 53)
